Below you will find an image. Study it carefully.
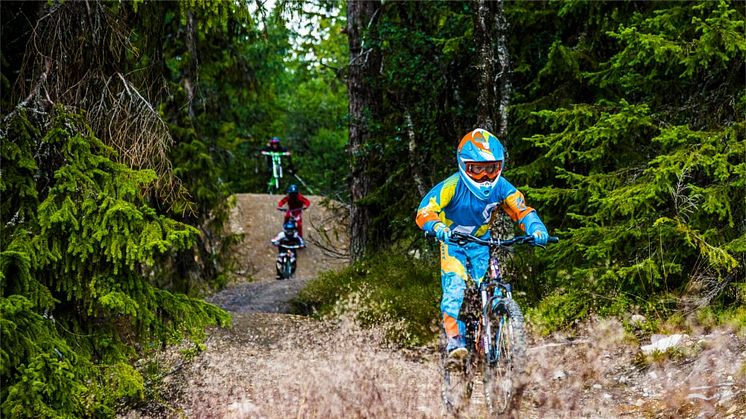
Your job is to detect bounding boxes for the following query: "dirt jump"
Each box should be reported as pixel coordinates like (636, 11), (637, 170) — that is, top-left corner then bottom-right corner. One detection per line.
(123, 194), (746, 419)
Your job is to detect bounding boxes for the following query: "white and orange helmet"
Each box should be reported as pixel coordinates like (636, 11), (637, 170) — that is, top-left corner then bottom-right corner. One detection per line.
(457, 128), (505, 200)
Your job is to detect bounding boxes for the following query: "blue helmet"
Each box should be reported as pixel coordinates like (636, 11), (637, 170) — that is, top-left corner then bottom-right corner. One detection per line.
(287, 184), (298, 194)
(283, 219), (297, 237)
(457, 128), (505, 200)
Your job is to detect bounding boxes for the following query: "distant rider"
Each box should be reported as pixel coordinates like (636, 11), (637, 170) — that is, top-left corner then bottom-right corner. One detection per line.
(260, 137), (294, 175)
(277, 184), (311, 237)
(271, 219), (305, 279)
(415, 128), (550, 361)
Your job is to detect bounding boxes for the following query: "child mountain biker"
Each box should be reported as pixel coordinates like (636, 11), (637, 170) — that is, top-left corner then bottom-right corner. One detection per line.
(270, 219), (305, 279)
(277, 184), (311, 237)
(415, 128), (550, 361)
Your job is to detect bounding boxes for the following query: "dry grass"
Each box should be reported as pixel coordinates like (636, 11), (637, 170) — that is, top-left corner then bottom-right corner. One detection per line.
(124, 311), (443, 419)
(517, 318), (746, 418)
(123, 313), (745, 418)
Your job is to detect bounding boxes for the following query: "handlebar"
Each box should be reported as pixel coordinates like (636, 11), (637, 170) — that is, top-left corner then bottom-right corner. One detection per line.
(277, 207), (304, 213)
(276, 244), (304, 249)
(261, 151), (291, 156)
(425, 231), (558, 247)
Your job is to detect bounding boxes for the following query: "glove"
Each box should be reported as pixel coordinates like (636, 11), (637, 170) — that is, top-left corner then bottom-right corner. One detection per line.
(532, 230), (548, 246)
(434, 224), (451, 242)
(271, 240), (279, 246)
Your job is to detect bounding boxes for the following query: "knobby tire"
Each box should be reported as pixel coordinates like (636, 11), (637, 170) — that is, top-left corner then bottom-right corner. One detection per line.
(483, 298), (527, 416)
(281, 257), (293, 280)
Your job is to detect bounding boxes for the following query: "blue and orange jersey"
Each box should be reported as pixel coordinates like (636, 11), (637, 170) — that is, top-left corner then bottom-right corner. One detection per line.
(416, 173), (540, 237)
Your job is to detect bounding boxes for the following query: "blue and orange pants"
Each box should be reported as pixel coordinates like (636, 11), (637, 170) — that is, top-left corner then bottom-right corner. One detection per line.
(440, 240), (490, 338)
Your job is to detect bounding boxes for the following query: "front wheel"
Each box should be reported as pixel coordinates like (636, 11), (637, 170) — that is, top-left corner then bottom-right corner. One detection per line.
(281, 256), (293, 279)
(482, 298), (527, 415)
(440, 332), (473, 415)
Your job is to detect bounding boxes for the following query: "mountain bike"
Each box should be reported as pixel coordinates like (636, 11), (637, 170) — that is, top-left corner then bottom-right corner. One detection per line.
(431, 231), (558, 415)
(261, 150), (290, 194)
(274, 243), (303, 280)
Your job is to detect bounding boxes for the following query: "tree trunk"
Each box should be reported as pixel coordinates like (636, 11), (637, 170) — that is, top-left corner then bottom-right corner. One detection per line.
(405, 111), (427, 197)
(474, 0), (515, 260)
(493, 0), (512, 140)
(184, 11), (198, 121)
(347, 0), (382, 262)
(474, 0), (497, 133)
(474, 0), (512, 141)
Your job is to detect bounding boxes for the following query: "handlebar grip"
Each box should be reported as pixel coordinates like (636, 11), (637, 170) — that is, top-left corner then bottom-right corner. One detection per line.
(548, 236), (559, 243)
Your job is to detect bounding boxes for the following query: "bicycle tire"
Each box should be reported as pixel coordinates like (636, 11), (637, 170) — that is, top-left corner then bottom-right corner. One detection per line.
(440, 332), (474, 415)
(482, 298), (527, 415)
(281, 258), (292, 279)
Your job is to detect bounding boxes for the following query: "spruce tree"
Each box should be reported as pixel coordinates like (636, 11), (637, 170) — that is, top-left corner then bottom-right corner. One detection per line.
(509, 0), (745, 328)
(1, 108), (229, 417)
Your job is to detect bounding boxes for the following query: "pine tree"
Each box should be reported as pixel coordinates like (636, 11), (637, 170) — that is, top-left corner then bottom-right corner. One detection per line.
(1, 108), (229, 417)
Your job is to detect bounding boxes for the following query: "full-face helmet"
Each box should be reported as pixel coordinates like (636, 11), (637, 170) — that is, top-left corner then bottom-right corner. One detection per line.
(287, 184), (298, 195)
(283, 219), (297, 238)
(457, 128), (505, 200)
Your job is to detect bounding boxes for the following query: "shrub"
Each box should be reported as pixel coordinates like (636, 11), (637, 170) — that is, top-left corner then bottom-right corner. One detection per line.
(292, 251), (440, 346)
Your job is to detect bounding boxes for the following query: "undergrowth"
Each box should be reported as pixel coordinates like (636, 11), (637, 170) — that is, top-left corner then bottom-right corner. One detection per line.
(292, 251), (440, 347)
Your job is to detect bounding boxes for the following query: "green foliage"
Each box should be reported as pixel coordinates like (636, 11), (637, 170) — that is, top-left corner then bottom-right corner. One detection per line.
(331, 0), (744, 335)
(509, 0), (745, 329)
(293, 251), (440, 346)
(0, 108), (229, 417)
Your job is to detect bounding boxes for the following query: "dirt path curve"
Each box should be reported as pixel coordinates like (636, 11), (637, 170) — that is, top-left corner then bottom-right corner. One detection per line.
(208, 193), (348, 313)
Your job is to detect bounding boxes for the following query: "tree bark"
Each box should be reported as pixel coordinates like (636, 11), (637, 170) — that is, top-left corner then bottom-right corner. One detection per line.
(474, 0), (497, 133)
(184, 11), (198, 121)
(474, 0), (515, 259)
(474, 0), (512, 141)
(347, 0), (382, 262)
(405, 111), (427, 197)
(493, 0), (512, 140)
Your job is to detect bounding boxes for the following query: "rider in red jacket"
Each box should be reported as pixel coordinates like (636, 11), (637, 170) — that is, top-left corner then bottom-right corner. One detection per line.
(277, 184), (310, 237)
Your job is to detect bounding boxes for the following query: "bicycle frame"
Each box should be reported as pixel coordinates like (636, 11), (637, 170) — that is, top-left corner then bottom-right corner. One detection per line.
(434, 231), (558, 414)
(261, 151), (289, 193)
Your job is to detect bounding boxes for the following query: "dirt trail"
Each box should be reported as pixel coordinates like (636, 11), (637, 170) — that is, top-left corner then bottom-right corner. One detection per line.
(129, 194), (444, 418)
(208, 193), (348, 313)
(123, 194), (746, 418)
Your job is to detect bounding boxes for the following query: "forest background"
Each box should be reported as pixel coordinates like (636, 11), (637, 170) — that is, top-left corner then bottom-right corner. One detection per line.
(1, 0), (743, 416)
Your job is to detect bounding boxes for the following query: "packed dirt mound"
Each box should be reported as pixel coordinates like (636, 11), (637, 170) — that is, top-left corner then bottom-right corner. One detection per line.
(210, 193), (348, 313)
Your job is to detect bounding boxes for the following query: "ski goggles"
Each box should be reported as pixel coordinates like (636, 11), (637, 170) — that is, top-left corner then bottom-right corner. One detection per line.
(464, 160), (502, 182)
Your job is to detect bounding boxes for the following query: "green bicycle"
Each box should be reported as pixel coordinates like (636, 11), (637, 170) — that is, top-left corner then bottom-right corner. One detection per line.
(260, 150), (291, 194)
